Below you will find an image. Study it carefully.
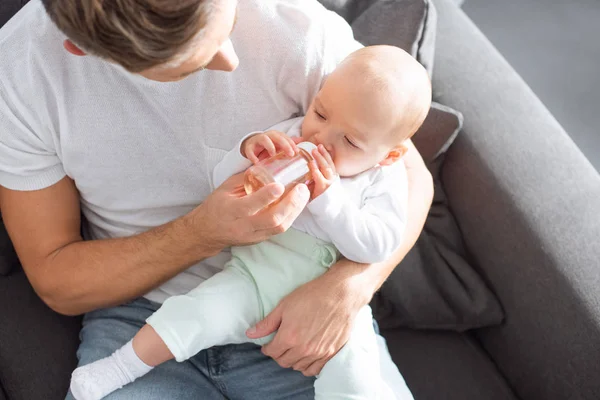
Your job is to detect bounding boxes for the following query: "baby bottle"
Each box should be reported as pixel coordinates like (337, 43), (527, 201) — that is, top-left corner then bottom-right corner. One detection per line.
(244, 142), (317, 196)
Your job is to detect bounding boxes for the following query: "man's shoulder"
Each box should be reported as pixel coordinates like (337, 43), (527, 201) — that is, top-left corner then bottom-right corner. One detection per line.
(238, 0), (353, 54)
(0, 1), (66, 85)
(241, 0), (330, 22)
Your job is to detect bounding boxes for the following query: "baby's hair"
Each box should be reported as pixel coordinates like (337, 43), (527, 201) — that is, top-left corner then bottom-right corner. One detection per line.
(340, 46), (432, 145)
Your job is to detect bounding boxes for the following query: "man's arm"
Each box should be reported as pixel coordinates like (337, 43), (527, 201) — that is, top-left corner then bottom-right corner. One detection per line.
(0, 174), (309, 316)
(247, 140), (433, 375)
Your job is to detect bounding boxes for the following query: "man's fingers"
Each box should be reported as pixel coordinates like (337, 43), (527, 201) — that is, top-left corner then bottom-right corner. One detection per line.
(219, 171), (246, 190)
(239, 182), (285, 216)
(262, 338), (289, 361)
(292, 356), (315, 372)
(275, 349), (305, 369)
(302, 358), (327, 377)
(250, 184), (309, 232)
(246, 305), (283, 339)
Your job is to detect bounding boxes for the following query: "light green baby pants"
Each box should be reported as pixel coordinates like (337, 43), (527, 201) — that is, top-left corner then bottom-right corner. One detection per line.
(147, 229), (394, 399)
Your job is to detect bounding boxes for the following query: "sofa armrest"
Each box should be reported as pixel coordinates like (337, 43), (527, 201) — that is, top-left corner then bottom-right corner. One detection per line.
(431, 0), (600, 399)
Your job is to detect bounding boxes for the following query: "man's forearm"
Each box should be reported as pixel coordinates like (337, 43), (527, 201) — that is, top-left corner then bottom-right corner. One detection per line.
(37, 210), (219, 316)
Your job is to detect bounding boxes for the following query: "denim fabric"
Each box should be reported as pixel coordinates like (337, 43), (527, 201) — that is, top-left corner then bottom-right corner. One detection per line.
(66, 297), (412, 399)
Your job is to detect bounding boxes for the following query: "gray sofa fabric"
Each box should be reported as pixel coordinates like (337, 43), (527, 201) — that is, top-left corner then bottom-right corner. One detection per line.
(0, 269), (80, 400)
(412, 102), (463, 163)
(432, 0), (600, 398)
(351, 0), (437, 75)
(383, 328), (518, 400)
(0, 1), (23, 29)
(373, 103), (505, 331)
(0, 216), (18, 276)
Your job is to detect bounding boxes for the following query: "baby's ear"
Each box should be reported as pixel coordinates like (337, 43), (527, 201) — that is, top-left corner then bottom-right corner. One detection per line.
(379, 144), (408, 166)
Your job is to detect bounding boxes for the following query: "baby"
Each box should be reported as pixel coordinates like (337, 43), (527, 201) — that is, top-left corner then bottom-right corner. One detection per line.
(70, 45), (431, 400)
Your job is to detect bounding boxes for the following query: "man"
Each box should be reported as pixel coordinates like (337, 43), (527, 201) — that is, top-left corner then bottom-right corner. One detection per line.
(0, 0), (433, 398)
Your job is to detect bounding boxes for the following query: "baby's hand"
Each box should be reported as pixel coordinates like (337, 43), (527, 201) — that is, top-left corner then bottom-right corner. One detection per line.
(309, 144), (338, 200)
(241, 130), (297, 164)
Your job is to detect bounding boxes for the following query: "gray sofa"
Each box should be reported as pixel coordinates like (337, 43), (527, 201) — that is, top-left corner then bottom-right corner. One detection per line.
(1, 0), (599, 399)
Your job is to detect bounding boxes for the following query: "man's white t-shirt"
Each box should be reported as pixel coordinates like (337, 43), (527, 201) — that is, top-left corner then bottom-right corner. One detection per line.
(0, 0), (361, 303)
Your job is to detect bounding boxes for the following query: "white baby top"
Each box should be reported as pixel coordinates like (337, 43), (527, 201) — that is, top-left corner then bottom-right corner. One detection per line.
(213, 117), (409, 264)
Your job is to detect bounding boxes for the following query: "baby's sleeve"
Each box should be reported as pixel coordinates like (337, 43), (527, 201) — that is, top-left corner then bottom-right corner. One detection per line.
(211, 133), (255, 189)
(307, 162), (409, 264)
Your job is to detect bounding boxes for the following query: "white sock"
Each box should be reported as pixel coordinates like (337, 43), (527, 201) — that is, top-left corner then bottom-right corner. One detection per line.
(70, 340), (154, 400)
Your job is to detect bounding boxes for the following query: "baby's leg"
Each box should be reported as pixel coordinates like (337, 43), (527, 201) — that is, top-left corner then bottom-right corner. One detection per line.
(70, 266), (261, 400)
(314, 306), (402, 400)
(146, 264), (263, 360)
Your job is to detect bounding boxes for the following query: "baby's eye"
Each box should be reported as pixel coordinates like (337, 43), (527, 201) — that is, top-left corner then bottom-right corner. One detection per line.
(344, 136), (359, 149)
(315, 110), (326, 120)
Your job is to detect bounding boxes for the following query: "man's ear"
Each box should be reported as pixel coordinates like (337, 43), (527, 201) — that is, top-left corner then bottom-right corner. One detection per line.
(379, 144), (408, 166)
(63, 40), (87, 56)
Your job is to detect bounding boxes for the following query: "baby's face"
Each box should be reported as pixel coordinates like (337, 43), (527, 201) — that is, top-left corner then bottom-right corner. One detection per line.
(300, 71), (401, 177)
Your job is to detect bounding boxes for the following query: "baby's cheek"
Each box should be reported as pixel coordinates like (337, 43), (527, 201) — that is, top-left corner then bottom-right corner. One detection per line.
(335, 160), (352, 177)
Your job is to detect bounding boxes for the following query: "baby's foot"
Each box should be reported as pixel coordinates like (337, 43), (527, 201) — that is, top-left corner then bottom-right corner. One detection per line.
(70, 340), (153, 400)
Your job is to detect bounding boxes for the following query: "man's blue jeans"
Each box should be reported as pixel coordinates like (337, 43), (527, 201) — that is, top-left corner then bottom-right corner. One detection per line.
(65, 297), (413, 399)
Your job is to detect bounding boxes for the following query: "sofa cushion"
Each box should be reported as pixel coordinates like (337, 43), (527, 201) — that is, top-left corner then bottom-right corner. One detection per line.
(0, 215), (18, 276)
(0, 0), (24, 29)
(320, 0), (436, 76)
(412, 102), (463, 163)
(318, 0), (376, 23)
(371, 103), (504, 331)
(351, 0), (437, 75)
(382, 328), (518, 400)
(0, 269), (81, 400)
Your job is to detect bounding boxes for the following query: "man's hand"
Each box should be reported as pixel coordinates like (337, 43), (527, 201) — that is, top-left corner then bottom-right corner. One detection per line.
(242, 130), (297, 164)
(245, 265), (366, 376)
(245, 139), (434, 376)
(191, 172), (310, 254)
(308, 144), (337, 200)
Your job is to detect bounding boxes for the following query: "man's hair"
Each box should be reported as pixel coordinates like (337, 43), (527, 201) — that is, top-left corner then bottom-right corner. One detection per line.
(41, 0), (217, 72)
